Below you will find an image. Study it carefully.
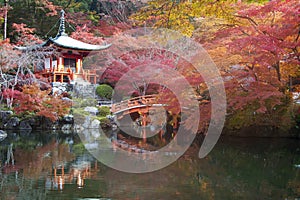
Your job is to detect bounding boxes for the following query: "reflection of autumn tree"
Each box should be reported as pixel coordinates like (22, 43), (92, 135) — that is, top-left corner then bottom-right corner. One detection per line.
(0, 136), (102, 199)
(203, 138), (300, 198)
(1, 137), (298, 199)
(14, 141), (74, 179)
(103, 139), (300, 199)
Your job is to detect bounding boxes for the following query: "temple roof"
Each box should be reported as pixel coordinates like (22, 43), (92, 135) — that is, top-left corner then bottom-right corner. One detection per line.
(16, 10), (111, 52)
(46, 35), (111, 51)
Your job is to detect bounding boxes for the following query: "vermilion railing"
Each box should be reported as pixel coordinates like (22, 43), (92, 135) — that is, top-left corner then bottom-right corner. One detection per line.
(111, 95), (158, 114)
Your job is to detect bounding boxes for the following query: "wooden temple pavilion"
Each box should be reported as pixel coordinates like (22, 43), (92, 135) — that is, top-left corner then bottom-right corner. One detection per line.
(16, 10), (111, 84)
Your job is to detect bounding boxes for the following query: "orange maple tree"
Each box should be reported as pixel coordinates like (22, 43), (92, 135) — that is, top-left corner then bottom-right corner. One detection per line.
(12, 84), (71, 122)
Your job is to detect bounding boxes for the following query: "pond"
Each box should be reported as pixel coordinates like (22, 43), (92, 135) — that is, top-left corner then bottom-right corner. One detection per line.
(0, 130), (299, 200)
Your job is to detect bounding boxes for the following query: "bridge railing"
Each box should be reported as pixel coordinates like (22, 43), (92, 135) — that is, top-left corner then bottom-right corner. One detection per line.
(97, 100), (113, 107)
(111, 95), (158, 114)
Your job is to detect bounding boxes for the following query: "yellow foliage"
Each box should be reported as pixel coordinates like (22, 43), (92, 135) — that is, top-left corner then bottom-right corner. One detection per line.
(130, 0), (238, 37)
(281, 63), (300, 83)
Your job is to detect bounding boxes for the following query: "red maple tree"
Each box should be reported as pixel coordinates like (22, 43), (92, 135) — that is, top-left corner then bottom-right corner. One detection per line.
(12, 84), (71, 122)
(218, 0), (300, 84)
(201, 0), (300, 129)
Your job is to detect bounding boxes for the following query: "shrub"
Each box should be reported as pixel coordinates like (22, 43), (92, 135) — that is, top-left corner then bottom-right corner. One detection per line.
(96, 84), (113, 100)
(99, 117), (111, 128)
(72, 98), (97, 108)
(98, 106), (111, 117)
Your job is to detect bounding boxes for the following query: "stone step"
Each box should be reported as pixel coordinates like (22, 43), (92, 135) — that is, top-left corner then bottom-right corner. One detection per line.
(73, 83), (98, 99)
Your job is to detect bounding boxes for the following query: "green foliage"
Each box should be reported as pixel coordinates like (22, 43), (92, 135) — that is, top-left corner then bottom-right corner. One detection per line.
(96, 84), (113, 100)
(72, 143), (86, 155)
(226, 100), (294, 132)
(292, 104), (300, 127)
(7, 0), (59, 41)
(244, 0), (269, 3)
(97, 106), (110, 117)
(72, 98), (97, 108)
(71, 107), (89, 122)
(12, 139), (38, 150)
(99, 117), (111, 128)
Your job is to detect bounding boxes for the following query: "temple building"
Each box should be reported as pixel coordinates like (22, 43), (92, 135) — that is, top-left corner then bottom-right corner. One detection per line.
(17, 10), (111, 84)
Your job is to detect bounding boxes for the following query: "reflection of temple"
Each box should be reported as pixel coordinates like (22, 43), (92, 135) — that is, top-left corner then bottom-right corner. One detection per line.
(1, 140), (100, 191)
(17, 10), (111, 84)
(46, 160), (99, 190)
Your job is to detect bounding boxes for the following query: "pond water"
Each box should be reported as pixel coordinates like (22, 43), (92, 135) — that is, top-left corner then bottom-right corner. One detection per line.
(0, 131), (299, 200)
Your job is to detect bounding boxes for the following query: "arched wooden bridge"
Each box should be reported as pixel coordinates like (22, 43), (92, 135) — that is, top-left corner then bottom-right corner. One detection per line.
(111, 94), (179, 143)
(111, 95), (166, 116)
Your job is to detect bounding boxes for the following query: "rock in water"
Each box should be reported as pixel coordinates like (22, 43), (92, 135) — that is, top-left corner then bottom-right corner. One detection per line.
(63, 114), (74, 124)
(0, 130), (7, 141)
(19, 121), (32, 130)
(0, 111), (13, 123)
(4, 117), (20, 129)
(84, 106), (99, 115)
(91, 119), (100, 129)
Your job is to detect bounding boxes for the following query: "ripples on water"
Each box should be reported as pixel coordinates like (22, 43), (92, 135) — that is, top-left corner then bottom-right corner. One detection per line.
(0, 131), (299, 200)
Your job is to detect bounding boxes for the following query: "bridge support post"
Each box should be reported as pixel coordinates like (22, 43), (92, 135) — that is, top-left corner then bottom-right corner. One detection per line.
(141, 113), (148, 143)
(141, 113), (148, 127)
(172, 114), (179, 130)
(142, 128), (147, 143)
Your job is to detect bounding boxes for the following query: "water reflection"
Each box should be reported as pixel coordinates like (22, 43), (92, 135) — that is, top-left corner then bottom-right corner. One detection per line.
(45, 159), (99, 191)
(0, 131), (299, 200)
(79, 126), (196, 173)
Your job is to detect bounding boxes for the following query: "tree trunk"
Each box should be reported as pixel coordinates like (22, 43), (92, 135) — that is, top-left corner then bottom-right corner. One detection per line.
(273, 62), (281, 82)
(3, 0), (8, 40)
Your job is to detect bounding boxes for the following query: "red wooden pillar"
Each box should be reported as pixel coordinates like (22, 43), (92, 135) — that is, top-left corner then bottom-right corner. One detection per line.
(173, 115), (178, 130)
(57, 57), (60, 71)
(141, 113), (147, 127)
(54, 167), (57, 179)
(142, 127), (147, 143)
(58, 57), (64, 71)
(49, 57), (53, 72)
(140, 112), (148, 143)
(62, 165), (64, 176)
(76, 58), (81, 74)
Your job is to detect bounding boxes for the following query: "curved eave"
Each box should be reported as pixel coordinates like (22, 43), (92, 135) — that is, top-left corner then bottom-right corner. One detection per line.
(14, 41), (48, 51)
(48, 35), (111, 51)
